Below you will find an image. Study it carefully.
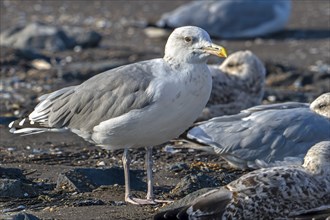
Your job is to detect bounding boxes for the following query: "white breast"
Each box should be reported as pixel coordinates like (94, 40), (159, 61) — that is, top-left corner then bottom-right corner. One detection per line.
(92, 64), (212, 150)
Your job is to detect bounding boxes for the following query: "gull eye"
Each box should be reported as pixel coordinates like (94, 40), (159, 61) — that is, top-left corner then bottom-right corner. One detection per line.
(184, 36), (192, 43)
(319, 104), (326, 109)
(227, 62), (235, 68)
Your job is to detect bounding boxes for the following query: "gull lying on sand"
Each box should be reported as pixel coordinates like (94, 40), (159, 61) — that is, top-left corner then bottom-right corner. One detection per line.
(9, 26), (227, 205)
(200, 50), (265, 120)
(185, 93), (330, 169)
(157, 0), (291, 39)
(154, 141), (330, 219)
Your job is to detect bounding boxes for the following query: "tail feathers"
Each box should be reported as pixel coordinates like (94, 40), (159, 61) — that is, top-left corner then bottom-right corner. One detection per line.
(8, 117), (66, 136)
(38, 86), (76, 102)
(8, 86), (75, 136)
(29, 86), (75, 123)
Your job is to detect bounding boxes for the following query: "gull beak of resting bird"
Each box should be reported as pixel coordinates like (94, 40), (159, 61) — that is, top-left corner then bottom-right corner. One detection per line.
(202, 43), (228, 58)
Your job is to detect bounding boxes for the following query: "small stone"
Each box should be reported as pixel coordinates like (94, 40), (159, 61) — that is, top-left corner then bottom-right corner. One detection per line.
(144, 27), (169, 38)
(65, 56), (73, 63)
(96, 161), (106, 166)
(95, 19), (108, 28)
(73, 45), (82, 53)
(267, 95), (277, 102)
(7, 147), (16, 152)
(31, 59), (52, 70)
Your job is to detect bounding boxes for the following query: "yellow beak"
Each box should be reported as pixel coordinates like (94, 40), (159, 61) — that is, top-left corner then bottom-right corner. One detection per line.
(202, 43), (227, 58)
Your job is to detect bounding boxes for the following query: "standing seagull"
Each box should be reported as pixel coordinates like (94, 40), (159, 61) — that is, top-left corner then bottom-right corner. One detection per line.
(154, 141), (330, 219)
(8, 26), (227, 205)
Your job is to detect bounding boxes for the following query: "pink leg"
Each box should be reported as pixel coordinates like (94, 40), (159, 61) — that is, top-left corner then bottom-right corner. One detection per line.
(122, 147), (172, 205)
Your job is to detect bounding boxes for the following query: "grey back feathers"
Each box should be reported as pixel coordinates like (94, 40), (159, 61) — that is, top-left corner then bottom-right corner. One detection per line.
(154, 141), (330, 220)
(46, 62), (155, 131)
(187, 93), (330, 169)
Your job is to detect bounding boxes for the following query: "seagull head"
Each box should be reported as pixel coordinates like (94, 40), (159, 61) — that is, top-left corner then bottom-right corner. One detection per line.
(310, 92), (330, 119)
(164, 26), (227, 64)
(302, 141), (330, 175)
(218, 50), (266, 79)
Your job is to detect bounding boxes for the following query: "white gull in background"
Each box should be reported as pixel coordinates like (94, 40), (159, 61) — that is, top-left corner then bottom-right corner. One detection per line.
(154, 141), (330, 220)
(156, 0), (292, 39)
(185, 93), (330, 169)
(8, 26), (227, 205)
(200, 50), (265, 120)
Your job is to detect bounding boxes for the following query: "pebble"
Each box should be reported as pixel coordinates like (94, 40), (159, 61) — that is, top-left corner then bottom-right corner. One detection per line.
(267, 95), (277, 102)
(96, 161), (106, 166)
(30, 59), (52, 70)
(7, 147), (16, 152)
(143, 27), (169, 39)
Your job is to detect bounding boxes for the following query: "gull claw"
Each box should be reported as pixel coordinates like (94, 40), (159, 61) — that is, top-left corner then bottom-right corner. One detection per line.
(125, 196), (173, 205)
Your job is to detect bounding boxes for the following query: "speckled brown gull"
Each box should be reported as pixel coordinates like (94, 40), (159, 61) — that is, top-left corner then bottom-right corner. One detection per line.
(186, 93), (330, 169)
(200, 50), (265, 120)
(157, 0), (291, 39)
(154, 141), (330, 220)
(8, 26), (227, 205)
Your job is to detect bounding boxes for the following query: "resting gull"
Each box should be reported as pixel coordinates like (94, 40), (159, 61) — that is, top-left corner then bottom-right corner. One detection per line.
(200, 50), (265, 120)
(185, 93), (330, 169)
(8, 26), (227, 205)
(156, 0), (291, 39)
(154, 141), (330, 219)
